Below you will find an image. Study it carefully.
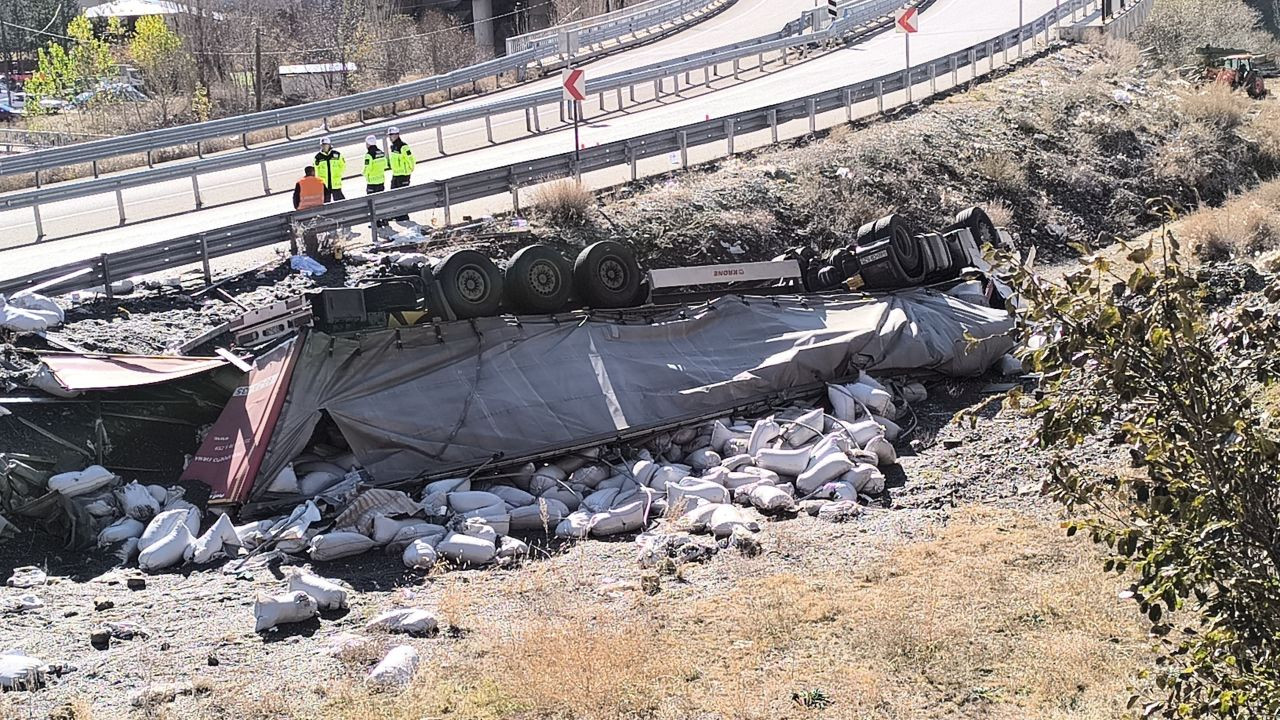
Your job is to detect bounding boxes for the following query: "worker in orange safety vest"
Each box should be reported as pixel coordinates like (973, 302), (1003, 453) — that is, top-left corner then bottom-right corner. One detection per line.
(292, 166), (325, 211)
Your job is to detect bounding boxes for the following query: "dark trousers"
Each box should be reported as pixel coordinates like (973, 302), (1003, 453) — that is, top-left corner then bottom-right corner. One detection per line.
(390, 175), (410, 221)
(323, 187), (346, 203)
(367, 183), (388, 227)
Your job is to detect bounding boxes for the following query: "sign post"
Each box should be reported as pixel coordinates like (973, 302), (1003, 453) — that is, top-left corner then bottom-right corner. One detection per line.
(895, 7), (919, 102)
(826, 0), (838, 23)
(562, 67), (587, 174)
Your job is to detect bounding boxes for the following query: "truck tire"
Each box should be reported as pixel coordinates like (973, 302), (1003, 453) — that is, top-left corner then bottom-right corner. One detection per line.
(436, 250), (504, 319)
(871, 214), (923, 278)
(504, 244), (573, 314)
(920, 233), (958, 283)
(574, 241), (642, 308)
(947, 206), (1000, 250)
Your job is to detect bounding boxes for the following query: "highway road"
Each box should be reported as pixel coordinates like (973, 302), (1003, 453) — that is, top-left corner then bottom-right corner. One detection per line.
(0, 0), (1061, 283)
(0, 0), (809, 247)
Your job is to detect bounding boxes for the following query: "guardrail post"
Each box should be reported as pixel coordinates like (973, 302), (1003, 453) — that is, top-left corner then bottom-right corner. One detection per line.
(615, 88), (623, 110)
(560, 101), (567, 123)
(653, 78), (661, 99)
(757, 52), (764, 71)
(679, 130), (688, 168)
(627, 144), (637, 180)
(485, 115), (494, 143)
(101, 254), (114, 301)
(192, 174), (203, 209)
(436, 126), (446, 155)
(806, 98), (816, 134)
(442, 181), (452, 226)
(285, 125), (292, 141)
(92, 160), (99, 179)
(197, 141), (204, 159)
(629, 84), (636, 103)
(781, 46), (789, 66)
(32, 205), (44, 242)
(115, 189), (126, 225)
(1043, 15), (1050, 43)
(368, 196), (378, 237)
(951, 55), (959, 86)
(200, 235), (212, 286)
(768, 109), (778, 143)
(844, 88), (853, 121)
(733, 58), (740, 80)
(930, 62), (937, 94)
(146, 151), (153, 168)
(876, 80), (884, 113)
(525, 107), (533, 133)
(725, 119), (735, 155)
(33, 169), (41, 188)
(989, 41), (996, 72)
(260, 161), (271, 195)
(510, 184), (520, 213)
(533, 107), (543, 132)
(241, 133), (249, 150)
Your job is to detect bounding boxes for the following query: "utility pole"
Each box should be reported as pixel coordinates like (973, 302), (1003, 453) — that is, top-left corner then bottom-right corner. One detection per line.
(253, 26), (262, 112)
(0, 18), (13, 106)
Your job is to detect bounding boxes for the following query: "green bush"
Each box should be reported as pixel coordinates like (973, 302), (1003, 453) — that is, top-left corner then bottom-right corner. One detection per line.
(1007, 200), (1280, 718)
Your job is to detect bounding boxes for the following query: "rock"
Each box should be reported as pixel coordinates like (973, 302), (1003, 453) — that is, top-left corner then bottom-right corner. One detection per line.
(799, 499), (826, 516)
(207, 654), (220, 666)
(6, 567), (46, 588)
(641, 573), (661, 595)
(94, 597), (114, 612)
(128, 681), (197, 708)
(728, 526), (762, 557)
(90, 629), (111, 650)
(126, 578), (146, 591)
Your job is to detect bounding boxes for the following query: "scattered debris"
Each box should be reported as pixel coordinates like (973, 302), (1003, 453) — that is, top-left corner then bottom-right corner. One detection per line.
(7, 567), (48, 589)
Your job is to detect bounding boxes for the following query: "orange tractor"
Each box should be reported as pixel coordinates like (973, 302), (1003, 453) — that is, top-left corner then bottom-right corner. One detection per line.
(1198, 46), (1274, 99)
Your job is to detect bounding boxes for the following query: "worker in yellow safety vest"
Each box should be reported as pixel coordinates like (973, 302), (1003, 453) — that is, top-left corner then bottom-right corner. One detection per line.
(314, 137), (346, 202)
(292, 166), (325, 211)
(363, 134), (391, 232)
(387, 126), (414, 224)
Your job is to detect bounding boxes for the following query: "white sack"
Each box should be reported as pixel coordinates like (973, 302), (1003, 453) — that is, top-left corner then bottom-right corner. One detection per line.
(186, 513), (241, 564)
(750, 484), (797, 513)
(116, 481), (160, 521)
(288, 572), (349, 610)
(570, 464), (610, 488)
(647, 464), (690, 491)
(265, 465), (300, 494)
(436, 532), (496, 565)
(747, 418), (782, 455)
(424, 477), (470, 496)
(0, 652), (48, 690)
(447, 491), (504, 513)
(457, 505), (509, 536)
(837, 419), (885, 448)
(97, 517), (145, 547)
(796, 453), (855, 495)
(298, 471), (343, 497)
(582, 487), (620, 513)
(872, 415), (902, 443)
(402, 538), (439, 569)
(308, 532), (376, 561)
(755, 447), (810, 477)
(253, 590), (318, 632)
(865, 436), (898, 466)
(497, 535), (529, 560)
(489, 485), (537, 508)
(372, 515), (430, 545)
(589, 498), (648, 537)
(721, 453), (754, 471)
(539, 486), (582, 511)
(684, 448), (721, 470)
(459, 518), (498, 544)
(709, 504), (758, 538)
(137, 524), (193, 572)
(554, 510), (594, 539)
(367, 608), (438, 636)
(390, 523), (447, 548)
(665, 477), (729, 509)
(138, 507), (200, 553)
(784, 408), (825, 448)
(631, 459), (657, 486)
(509, 498), (570, 531)
(368, 645), (419, 689)
(48, 465), (117, 497)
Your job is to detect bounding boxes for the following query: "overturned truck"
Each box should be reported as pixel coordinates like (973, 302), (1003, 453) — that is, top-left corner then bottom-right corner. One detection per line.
(179, 207), (1015, 516)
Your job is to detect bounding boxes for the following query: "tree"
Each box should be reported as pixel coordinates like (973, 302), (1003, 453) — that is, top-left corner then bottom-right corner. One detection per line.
(128, 15), (193, 122)
(1008, 200), (1280, 718)
(0, 0), (76, 55)
(24, 14), (115, 115)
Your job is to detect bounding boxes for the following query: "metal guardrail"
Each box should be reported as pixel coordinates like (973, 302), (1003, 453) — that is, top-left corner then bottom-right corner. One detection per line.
(0, 0), (1118, 300)
(1103, 0), (1153, 39)
(508, 0), (688, 54)
(0, 0), (903, 238)
(0, 0), (723, 182)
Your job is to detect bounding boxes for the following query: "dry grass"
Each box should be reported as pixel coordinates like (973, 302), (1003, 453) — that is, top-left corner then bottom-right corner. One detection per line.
(530, 179), (595, 227)
(1247, 102), (1280, 170)
(977, 153), (1027, 193)
(1179, 83), (1253, 130)
(985, 199), (1014, 228)
(1185, 180), (1280, 260)
(315, 506), (1148, 720)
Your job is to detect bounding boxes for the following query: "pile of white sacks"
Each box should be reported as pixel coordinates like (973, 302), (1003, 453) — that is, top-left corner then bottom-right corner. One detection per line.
(85, 372), (911, 574)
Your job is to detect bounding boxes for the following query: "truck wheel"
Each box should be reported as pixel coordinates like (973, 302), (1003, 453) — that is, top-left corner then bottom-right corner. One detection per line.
(436, 250), (503, 319)
(505, 244), (573, 313)
(872, 214), (923, 280)
(948, 207), (1000, 250)
(574, 241), (642, 308)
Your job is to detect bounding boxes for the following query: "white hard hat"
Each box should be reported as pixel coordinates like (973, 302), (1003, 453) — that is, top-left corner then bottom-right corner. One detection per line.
(320, 136), (332, 146)
(365, 134), (377, 145)
(388, 126), (400, 135)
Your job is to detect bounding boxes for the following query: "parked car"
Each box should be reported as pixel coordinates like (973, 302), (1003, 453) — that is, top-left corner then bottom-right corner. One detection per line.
(69, 83), (147, 109)
(0, 104), (18, 122)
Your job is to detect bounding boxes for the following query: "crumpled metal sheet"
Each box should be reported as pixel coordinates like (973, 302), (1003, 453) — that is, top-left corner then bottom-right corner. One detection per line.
(39, 353), (228, 393)
(332, 488), (421, 535)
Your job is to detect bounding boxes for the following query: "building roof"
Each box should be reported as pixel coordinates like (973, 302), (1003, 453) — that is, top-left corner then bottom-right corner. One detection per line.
(84, 0), (222, 19)
(277, 63), (359, 76)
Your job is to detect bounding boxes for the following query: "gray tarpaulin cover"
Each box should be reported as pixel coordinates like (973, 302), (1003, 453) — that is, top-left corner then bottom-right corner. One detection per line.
(252, 290), (1012, 497)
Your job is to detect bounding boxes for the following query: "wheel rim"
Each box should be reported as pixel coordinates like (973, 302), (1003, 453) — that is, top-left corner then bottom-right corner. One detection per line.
(526, 259), (562, 298)
(598, 257), (629, 293)
(456, 264), (489, 302)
